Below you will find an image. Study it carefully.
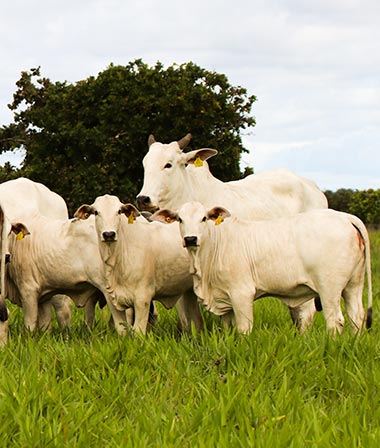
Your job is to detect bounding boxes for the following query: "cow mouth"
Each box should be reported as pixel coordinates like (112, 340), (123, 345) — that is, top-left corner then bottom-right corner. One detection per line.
(102, 234), (117, 243)
(103, 237), (116, 243)
(184, 237), (199, 248)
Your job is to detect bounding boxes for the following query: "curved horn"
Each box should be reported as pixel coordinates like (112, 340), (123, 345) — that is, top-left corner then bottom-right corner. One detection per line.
(148, 134), (156, 147)
(178, 133), (192, 150)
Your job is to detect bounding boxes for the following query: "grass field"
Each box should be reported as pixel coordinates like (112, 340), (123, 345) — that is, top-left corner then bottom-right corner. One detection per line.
(1, 232), (379, 447)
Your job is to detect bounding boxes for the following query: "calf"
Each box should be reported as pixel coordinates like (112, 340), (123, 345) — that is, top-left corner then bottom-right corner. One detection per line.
(152, 202), (372, 335)
(5, 211), (127, 334)
(137, 135), (329, 331)
(74, 195), (202, 335)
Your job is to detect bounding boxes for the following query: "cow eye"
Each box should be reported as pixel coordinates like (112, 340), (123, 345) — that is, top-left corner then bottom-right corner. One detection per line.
(164, 162), (172, 169)
(94, 210), (99, 216)
(201, 216), (207, 222)
(177, 217), (182, 223)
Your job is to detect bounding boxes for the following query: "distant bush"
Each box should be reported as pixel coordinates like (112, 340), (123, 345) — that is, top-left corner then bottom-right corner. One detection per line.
(325, 188), (380, 227)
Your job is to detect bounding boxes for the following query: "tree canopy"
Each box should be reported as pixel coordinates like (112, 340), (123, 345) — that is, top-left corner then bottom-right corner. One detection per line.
(0, 61), (256, 213)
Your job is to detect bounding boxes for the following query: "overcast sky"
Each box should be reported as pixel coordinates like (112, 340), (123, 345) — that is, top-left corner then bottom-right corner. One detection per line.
(1, 0), (379, 191)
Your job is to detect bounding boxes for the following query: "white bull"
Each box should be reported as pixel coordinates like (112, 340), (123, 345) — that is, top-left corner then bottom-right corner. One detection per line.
(136, 134), (329, 331)
(74, 194), (203, 335)
(152, 202), (372, 335)
(5, 211), (127, 335)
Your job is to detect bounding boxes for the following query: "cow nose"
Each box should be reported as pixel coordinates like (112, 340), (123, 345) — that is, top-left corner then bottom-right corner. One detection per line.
(102, 231), (116, 242)
(136, 195), (151, 209)
(184, 236), (198, 247)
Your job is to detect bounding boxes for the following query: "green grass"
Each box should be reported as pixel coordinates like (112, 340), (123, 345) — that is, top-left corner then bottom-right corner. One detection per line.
(1, 232), (380, 447)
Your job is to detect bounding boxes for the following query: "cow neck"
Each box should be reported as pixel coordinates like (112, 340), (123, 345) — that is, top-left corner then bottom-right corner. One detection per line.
(100, 217), (141, 278)
(184, 163), (225, 208)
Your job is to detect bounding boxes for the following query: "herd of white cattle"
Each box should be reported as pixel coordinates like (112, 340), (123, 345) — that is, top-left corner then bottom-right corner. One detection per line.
(0, 134), (373, 345)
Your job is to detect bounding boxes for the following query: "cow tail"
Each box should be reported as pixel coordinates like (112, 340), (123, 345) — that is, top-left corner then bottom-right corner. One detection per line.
(351, 215), (372, 329)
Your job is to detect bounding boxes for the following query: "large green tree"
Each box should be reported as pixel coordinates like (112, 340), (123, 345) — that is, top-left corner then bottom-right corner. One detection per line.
(0, 61), (256, 214)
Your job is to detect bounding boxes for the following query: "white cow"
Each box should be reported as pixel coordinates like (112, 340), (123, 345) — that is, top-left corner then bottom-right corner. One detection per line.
(0, 178), (107, 337)
(152, 202), (372, 335)
(136, 134), (328, 216)
(74, 194), (203, 335)
(136, 134), (329, 330)
(0, 178), (73, 344)
(5, 211), (127, 335)
(0, 205), (11, 345)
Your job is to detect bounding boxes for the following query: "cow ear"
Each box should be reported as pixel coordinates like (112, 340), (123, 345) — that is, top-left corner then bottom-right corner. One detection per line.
(148, 134), (156, 147)
(10, 222), (30, 239)
(151, 209), (179, 224)
(74, 204), (95, 220)
(206, 207), (231, 225)
(119, 204), (141, 220)
(182, 149), (218, 166)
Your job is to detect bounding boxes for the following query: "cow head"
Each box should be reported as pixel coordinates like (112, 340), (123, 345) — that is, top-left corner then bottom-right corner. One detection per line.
(74, 195), (141, 243)
(151, 201), (231, 249)
(136, 134), (218, 212)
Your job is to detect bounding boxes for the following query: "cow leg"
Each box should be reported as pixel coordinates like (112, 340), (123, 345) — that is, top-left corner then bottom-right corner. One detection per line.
(133, 299), (151, 335)
(51, 294), (72, 328)
(320, 293), (345, 335)
(288, 300), (317, 333)
(176, 291), (203, 332)
(22, 297), (39, 332)
(0, 306), (9, 346)
(230, 293), (254, 334)
(37, 302), (53, 331)
(84, 294), (98, 328)
(221, 311), (235, 329)
(125, 308), (134, 326)
(104, 298), (127, 336)
(343, 274), (365, 333)
(0, 319), (9, 346)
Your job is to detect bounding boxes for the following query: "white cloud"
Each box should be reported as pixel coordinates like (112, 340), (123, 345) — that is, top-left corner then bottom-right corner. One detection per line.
(1, 0), (380, 190)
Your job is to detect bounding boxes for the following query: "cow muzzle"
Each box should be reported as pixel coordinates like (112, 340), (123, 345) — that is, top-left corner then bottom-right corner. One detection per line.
(102, 231), (117, 242)
(136, 195), (159, 212)
(184, 236), (198, 247)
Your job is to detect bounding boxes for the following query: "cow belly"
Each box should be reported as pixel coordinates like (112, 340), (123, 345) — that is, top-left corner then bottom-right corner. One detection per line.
(255, 283), (318, 301)
(257, 284), (317, 305)
(157, 294), (183, 310)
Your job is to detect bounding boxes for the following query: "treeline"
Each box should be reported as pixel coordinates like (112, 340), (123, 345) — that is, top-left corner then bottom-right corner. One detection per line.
(0, 62), (255, 214)
(325, 189), (380, 227)
(1, 63), (378, 226)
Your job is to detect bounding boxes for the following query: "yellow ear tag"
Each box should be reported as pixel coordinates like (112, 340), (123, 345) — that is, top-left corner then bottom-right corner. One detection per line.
(214, 214), (223, 226)
(128, 214), (135, 224)
(194, 156), (203, 168)
(16, 231), (24, 240)
(84, 212), (89, 219)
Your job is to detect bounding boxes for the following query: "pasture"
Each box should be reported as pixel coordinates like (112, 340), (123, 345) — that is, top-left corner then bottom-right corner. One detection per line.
(1, 232), (379, 447)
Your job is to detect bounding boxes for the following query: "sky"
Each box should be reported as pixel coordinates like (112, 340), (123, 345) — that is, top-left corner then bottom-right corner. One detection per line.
(1, 0), (379, 191)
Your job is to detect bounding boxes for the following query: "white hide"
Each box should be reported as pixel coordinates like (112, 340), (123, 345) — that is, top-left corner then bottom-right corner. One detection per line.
(6, 211), (127, 335)
(74, 195), (202, 335)
(153, 202), (372, 335)
(136, 137), (328, 331)
(0, 178), (72, 344)
(136, 136), (328, 218)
